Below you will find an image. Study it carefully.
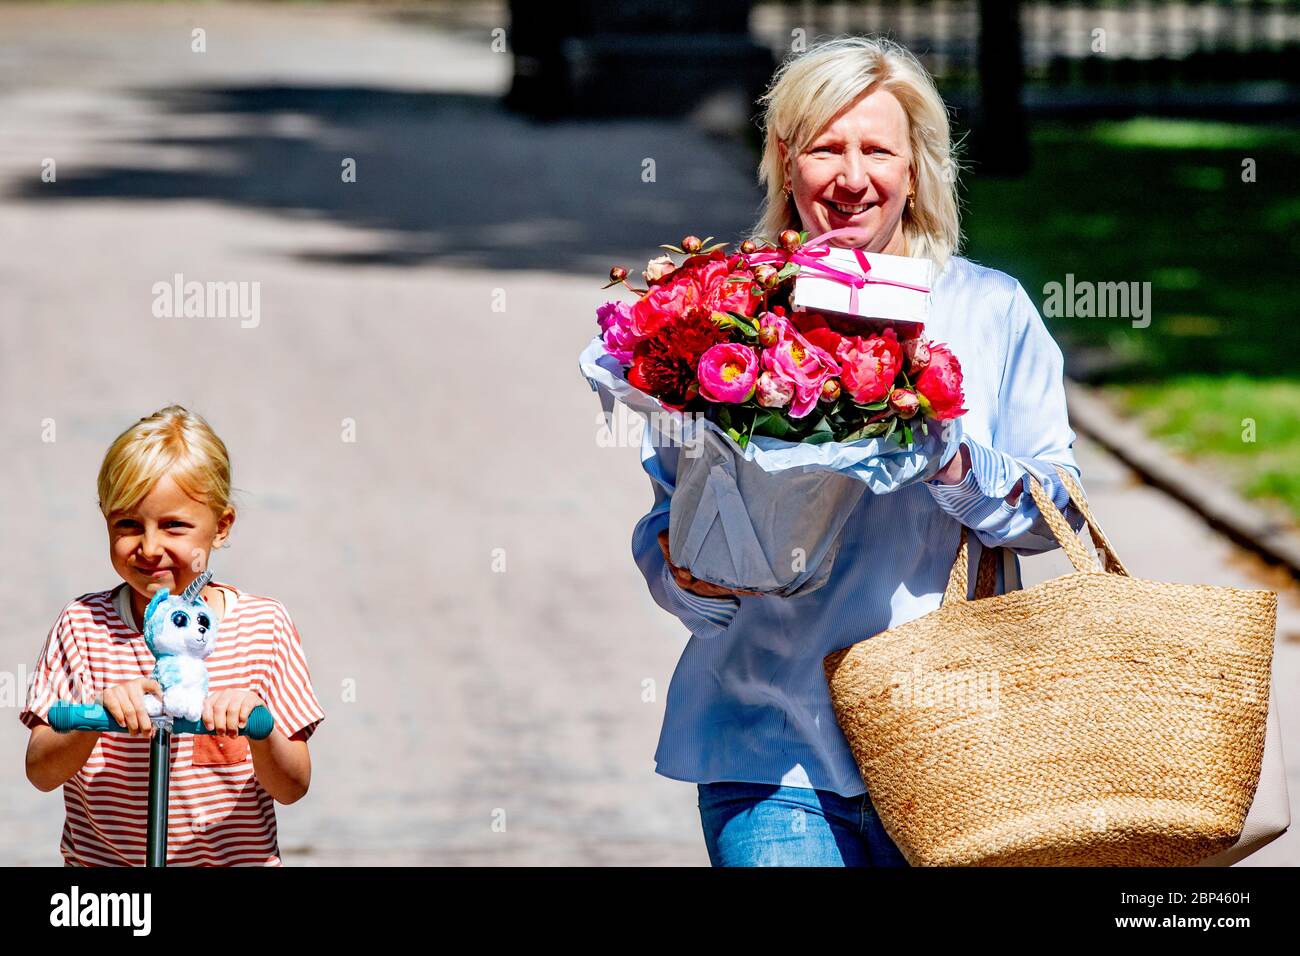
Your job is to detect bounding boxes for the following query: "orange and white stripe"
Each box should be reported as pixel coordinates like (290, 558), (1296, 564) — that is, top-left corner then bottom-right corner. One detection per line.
(20, 582), (325, 866)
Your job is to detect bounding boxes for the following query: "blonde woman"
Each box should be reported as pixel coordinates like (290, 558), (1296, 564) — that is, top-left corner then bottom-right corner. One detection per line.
(20, 405), (325, 866)
(635, 36), (1091, 866)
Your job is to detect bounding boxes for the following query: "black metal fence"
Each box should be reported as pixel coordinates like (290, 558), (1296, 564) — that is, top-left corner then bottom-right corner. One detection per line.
(754, 1), (1300, 90)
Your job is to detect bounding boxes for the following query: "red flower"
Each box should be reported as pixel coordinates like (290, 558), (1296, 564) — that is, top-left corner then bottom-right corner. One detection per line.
(836, 328), (903, 405)
(802, 326), (845, 358)
(913, 343), (968, 420)
(627, 309), (730, 409)
(786, 310), (846, 356)
(630, 253), (757, 337)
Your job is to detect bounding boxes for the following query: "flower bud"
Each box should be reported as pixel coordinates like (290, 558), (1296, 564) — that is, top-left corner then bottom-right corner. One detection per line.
(753, 263), (779, 288)
(779, 229), (801, 252)
(681, 235), (702, 253)
(903, 337), (931, 373)
(821, 378), (842, 402)
(758, 323), (780, 348)
(888, 387), (921, 419)
(609, 266), (628, 283)
(755, 371), (794, 408)
(739, 239), (757, 255)
(642, 254), (675, 284)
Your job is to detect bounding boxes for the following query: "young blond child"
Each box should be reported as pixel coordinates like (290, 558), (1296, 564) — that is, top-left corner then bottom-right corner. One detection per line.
(21, 404), (325, 866)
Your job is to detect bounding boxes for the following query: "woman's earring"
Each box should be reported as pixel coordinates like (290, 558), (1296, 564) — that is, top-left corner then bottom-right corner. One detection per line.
(907, 190), (916, 211)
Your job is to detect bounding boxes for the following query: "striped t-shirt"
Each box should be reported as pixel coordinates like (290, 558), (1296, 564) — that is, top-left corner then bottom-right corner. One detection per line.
(20, 580), (325, 866)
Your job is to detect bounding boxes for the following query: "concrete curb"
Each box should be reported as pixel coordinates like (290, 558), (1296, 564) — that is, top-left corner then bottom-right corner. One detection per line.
(1065, 378), (1300, 583)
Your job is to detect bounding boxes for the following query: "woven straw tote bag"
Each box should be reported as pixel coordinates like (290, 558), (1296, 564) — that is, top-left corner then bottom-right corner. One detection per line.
(823, 464), (1277, 866)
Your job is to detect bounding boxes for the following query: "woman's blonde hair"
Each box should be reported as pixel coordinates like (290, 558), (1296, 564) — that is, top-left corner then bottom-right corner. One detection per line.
(753, 35), (963, 269)
(97, 404), (235, 525)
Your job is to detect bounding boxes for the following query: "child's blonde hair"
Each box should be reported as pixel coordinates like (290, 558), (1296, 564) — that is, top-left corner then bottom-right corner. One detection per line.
(97, 405), (235, 524)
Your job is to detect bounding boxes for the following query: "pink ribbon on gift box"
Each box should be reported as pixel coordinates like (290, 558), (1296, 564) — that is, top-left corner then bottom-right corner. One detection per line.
(746, 227), (931, 315)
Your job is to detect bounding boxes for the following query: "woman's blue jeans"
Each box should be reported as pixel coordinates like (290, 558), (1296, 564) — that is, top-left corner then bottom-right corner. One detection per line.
(697, 781), (911, 867)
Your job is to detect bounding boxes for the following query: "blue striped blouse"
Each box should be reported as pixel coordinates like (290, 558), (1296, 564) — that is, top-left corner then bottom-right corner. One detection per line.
(630, 255), (1091, 797)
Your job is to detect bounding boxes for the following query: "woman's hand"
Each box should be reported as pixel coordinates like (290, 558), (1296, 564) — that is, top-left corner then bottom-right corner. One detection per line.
(657, 529), (765, 599)
(203, 688), (268, 737)
(97, 678), (164, 739)
(932, 440), (1024, 505)
(931, 440), (971, 485)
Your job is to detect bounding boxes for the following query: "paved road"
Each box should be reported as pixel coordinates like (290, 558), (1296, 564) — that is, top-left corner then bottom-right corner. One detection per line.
(0, 3), (1294, 866)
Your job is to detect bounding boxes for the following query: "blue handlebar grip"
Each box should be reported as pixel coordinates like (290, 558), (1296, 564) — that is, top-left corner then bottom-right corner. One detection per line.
(241, 706), (275, 740)
(48, 703), (122, 734)
(169, 706), (275, 740)
(47, 702), (275, 740)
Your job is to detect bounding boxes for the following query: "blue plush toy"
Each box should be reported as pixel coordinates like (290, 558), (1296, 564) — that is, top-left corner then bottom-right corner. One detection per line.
(141, 568), (219, 723)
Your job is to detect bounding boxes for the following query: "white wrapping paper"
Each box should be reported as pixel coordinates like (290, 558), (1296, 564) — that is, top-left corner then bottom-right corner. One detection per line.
(580, 336), (964, 596)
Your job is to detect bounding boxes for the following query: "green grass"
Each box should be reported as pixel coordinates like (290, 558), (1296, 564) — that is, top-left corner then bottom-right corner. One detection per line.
(962, 117), (1300, 522)
(1102, 376), (1300, 518)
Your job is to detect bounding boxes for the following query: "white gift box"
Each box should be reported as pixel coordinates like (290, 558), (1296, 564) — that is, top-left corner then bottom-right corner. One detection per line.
(792, 248), (934, 333)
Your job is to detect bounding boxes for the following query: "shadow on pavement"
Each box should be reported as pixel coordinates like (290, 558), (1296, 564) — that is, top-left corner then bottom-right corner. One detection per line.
(6, 84), (766, 274)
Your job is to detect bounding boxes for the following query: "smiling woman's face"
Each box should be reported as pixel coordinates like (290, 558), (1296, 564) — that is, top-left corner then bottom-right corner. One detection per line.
(779, 86), (914, 251)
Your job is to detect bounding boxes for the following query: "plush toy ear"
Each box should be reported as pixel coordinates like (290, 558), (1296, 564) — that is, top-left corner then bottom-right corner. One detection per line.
(144, 587), (170, 624)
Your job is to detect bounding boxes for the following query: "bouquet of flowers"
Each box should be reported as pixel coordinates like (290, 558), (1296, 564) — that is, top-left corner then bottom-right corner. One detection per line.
(581, 229), (969, 597)
(595, 229), (967, 450)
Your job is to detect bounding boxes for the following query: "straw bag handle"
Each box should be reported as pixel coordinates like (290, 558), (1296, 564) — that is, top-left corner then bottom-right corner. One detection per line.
(1051, 465), (1131, 577)
(943, 463), (1130, 604)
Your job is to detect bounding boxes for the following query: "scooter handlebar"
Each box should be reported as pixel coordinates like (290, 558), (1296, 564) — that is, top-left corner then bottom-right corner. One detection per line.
(47, 702), (274, 740)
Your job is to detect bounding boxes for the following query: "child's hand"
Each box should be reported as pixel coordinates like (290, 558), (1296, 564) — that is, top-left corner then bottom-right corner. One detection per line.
(203, 689), (268, 737)
(97, 679), (164, 739)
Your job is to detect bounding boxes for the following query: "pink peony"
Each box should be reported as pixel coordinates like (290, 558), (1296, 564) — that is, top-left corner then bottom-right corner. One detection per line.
(596, 300), (641, 364)
(697, 343), (759, 403)
(913, 343), (968, 420)
(758, 313), (841, 418)
(836, 328), (902, 405)
(755, 371), (794, 408)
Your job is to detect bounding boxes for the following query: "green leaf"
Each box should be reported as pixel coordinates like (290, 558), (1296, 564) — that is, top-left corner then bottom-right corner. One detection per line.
(857, 400), (889, 411)
(775, 261), (802, 281)
(843, 421), (890, 441)
(700, 241), (728, 254)
(901, 424), (913, 446)
(725, 310), (758, 333)
(658, 244), (684, 254)
(753, 409), (793, 439)
(799, 415), (835, 444)
(707, 312), (759, 338)
(883, 415), (898, 442)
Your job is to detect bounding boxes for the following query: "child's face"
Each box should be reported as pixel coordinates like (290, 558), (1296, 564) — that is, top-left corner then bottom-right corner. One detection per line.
(106, 473), (234, 613)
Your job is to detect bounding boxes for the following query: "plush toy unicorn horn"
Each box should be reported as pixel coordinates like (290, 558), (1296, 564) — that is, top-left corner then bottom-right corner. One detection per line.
(141, 568), (220, 723)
